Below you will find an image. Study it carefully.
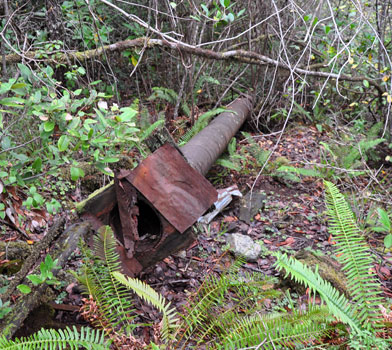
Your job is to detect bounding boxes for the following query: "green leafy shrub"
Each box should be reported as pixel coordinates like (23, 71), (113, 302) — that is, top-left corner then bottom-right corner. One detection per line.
(0, 66), (160, 215)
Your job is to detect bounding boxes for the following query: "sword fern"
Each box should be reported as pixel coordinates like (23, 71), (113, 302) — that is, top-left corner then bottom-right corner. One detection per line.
(324, 180), (382, 327)
(0, 326), (109, 350)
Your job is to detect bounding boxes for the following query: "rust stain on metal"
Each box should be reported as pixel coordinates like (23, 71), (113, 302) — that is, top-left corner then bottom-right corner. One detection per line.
(126, 143), (218, 233)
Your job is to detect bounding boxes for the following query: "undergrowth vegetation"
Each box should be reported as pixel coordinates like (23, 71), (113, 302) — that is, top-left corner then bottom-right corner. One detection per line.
(2, 182), (391, 349)
(1, 0), (392, 348)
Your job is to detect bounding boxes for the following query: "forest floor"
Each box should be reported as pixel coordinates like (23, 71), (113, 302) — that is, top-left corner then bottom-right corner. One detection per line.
(2, 121), (392, 342)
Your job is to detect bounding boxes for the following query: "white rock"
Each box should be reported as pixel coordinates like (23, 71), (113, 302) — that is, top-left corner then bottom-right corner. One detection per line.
(227, 233), (262, 262)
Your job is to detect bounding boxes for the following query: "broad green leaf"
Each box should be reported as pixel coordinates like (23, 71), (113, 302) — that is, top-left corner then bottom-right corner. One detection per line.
(24, 197), (34, 208)
(131, 56), (138, 67)
(58, 135), (70, 152)
(226, 13), (235, 22)
(0, 97), (25, 108)
(201, 4), (209, 15)
(17, 63), (32, 81)
(68, 117), (81, 130)
(27, 274), (44, 286)
(32, 90), (42, 103)
(325, 25), (331, 34)
(17, 284), (31, 294)
(117, 107), (137, 122)
(101, 156), (119, 163)
(384, 234), (392, 249)
(378, 208), (391, 231)
(237, 9), (245, 17)
(43, 121), (55, 132)
(70, 166), (85, 181)
(0, 79), (16, 94)
(32, 158), (42, 172)
(363, 80), (370, 88)
(12, 83), (27, 89)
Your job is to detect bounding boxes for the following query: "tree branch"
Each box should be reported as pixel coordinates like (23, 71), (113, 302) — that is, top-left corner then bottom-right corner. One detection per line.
(2, 37), (384, 92)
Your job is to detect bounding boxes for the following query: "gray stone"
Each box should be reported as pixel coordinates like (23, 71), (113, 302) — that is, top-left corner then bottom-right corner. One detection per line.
(238, 191), (267, 223)
(227, 233), (262, 262)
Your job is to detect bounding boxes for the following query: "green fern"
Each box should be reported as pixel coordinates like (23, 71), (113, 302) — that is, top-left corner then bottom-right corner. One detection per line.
(324, 181), (382, 326)
(112, 271), (178, 341)
(77, 226), (136, 334)
(148, 87), (190, 116)
(224, 308), (334, 350)
(78, 225), (179, 345)
(193, 75), (220, 100)
(276, 165), (324, 179)
(342, 138), (385, 169)
(273, 181), (385, 344)
(171, 259), (283, 349)
(139, 119), (165, 142)
(0, 326), (109, 350)
(273, 252), (363, 334)
(178, 107), (227, 145)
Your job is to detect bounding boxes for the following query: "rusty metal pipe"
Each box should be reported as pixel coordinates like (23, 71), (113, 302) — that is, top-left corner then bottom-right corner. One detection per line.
(180, 96), (253, 175)
(78, 96), (253, 275)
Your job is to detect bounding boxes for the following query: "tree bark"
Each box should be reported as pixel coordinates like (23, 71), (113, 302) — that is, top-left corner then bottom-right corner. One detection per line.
(45, 0), (65, 42)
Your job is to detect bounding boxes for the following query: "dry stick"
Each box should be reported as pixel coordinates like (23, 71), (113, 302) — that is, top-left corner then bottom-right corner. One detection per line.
(1, 0), (10, 78)
(0, 219), (29, 239)
(1, 37), (384, 92)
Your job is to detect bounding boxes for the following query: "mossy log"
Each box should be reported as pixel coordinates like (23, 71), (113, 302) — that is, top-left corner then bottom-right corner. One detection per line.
(0, 241), (33, 261)
(1, 218), (65, 301)
(282, 250), (350, 298)
(0, 221), (91, 339)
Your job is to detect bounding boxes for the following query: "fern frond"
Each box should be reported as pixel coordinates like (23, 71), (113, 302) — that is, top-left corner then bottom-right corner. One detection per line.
(273, 252), (363, 334)
(193, 275), (280, 344)
(194, 75), (220, 99)
(139, 119), (164, 141)
(178, 107), (227, 145)
(277, 165), (323, 178)
(342, 138), (384, 169)
(112, 271), (178, 342)
(0, 326), (109, 350)
(148, 87), (178, 104)
(174, 259), (280, 348)
(78, 226), (136, 334)
(215, 158), (241, 171)
(223, 310), (333, 350)
(324, 181), (382, 326)
(148, 87), (190, 116)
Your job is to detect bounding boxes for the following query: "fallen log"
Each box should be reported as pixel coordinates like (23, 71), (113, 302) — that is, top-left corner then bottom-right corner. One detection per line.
(0, 222), (91, 339)
(0, 218), (65, 302)
(78, 96), (253, 275)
